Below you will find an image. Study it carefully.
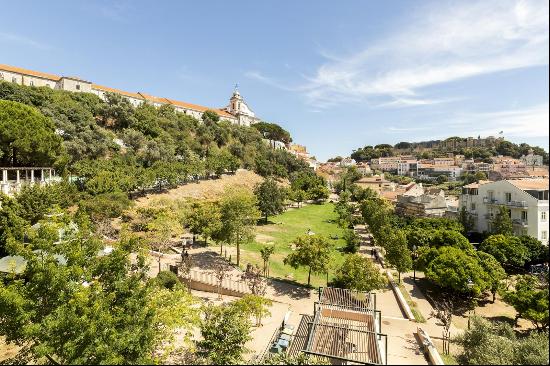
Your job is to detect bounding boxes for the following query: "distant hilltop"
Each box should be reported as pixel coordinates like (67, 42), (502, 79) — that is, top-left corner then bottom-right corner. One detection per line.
(392, 135), (505, 151)
(0, 63), (260, 126)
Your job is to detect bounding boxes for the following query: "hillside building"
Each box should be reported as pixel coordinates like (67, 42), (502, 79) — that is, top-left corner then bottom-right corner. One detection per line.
(0, 63), (260, 126)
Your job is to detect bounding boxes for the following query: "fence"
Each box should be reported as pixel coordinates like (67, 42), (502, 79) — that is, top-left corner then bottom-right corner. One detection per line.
(183, 270), (251, 297)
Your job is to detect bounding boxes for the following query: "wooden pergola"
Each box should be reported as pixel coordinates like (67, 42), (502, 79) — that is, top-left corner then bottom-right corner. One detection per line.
(285, 287), (387, 365)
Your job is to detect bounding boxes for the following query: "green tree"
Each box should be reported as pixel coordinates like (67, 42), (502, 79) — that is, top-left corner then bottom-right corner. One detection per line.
(331, 254), (387, 292)
(291, 188), (307, 208)
(519, 235), (549, 264)
(503, 275), (549, 330)
(259, 244), (275, 276)
(455, 316), (549, 365)
(183, 200), (222, 246)
(15, 182), (78, 224)
(430, 229), (473, 250)
(492, 206), (513, 235)
(0, 228), (198, 364)
(423, 246), (488, 296)
(232, 294), (272, 326)
(202, 109), (220, 123)
(381, 227), (412, 283)
(459, 206), (475, 234)
(254, 178), (285, 223)
(0, 100), (64, 167)
(437, 175), (448, 184)
(197, 303), (251, 364)
(252, 121), (292, 144)
(0, 194), (28, 257)
(406, 228), (433, 250)
(476, 251), (506, 302)
(284, 234), (333, 286)
(479, 234), (529, 268)
(342, 229), (361, 253)
(217, 187), (260, 266)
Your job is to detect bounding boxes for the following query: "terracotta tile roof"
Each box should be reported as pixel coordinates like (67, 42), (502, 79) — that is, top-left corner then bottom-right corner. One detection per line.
(165, 98), (235, 118)
(92, 84), (142, 99)
(62, 75), (90, 83)
(463, 180), (491, 188)
(137, 92), (167, 104)
(507, 179), (549, 190)
(380, 191), (399, 201)
(0, 63), (60, 81)
(3, 63), (236, 120)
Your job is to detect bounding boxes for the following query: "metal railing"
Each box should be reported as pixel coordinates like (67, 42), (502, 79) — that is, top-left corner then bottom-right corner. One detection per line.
(506, 200), (528, 208)
(512, 219), (528, 227)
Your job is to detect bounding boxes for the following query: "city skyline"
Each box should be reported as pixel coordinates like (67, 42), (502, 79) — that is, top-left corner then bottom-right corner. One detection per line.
(1, 0), (548, 161)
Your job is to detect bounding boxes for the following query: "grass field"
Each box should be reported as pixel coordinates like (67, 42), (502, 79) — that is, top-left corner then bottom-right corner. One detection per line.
(233, 202), (348, 288)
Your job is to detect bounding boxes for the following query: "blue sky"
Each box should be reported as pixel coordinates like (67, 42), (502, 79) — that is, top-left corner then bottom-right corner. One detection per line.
(1, 0), (548, 161)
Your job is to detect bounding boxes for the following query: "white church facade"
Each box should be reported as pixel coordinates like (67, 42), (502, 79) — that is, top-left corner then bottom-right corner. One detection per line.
(0, 63), (260, 126)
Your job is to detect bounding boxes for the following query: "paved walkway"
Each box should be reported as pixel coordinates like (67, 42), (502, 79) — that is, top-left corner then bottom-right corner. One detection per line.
(355, 224), (467, 363)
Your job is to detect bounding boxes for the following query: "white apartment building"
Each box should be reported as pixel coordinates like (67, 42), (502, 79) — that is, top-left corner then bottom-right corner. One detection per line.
(460, 179), (549, 245)
(0, 63), (259, 126)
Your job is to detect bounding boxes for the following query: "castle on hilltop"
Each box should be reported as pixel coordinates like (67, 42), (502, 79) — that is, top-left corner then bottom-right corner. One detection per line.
(0, 63), (260, 126)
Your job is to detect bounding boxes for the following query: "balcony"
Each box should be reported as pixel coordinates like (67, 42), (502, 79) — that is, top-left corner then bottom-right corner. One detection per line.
(484, 213), (494, 219)
(482, 197), (528, 208)
(483, 197), (499, 204)
(512, 219), (528, 227)
(506, 200), (528, 208)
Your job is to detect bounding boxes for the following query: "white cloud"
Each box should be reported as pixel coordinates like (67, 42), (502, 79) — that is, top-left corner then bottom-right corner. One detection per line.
(450, 104), (549, 139)
(0, 32), (50, 50)
(249, 0), (549, 109)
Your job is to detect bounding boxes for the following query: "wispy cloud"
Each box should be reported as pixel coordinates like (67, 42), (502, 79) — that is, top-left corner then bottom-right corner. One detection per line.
(248, 0), (549, 109)
(244, 71), (303, 92)
(450, 104), (549, 139)
(0, 32), (50, 50)
(95, 0), (133, 23)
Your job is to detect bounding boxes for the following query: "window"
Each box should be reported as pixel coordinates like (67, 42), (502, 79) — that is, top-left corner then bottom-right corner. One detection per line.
(12, 77), (17, 83)
(0, 72), (3, 80)
(471, 203), (476, 211)
(30, 80), (34, 86)
(542, 231), (548, 240)
(542, 212), (547, 221)
(76, 84), (80, 90)
(505, 192), (512, 202)
(521, 211), (527, 221)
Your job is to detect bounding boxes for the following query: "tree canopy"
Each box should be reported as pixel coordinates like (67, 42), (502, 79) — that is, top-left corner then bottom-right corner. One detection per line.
(0, 100), (64, 167)
(284, 234), (333, 286)
(331, 254), (387, 292)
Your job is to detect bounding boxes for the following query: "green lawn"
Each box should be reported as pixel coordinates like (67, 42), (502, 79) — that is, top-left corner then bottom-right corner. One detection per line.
(236, 202), (348, 288)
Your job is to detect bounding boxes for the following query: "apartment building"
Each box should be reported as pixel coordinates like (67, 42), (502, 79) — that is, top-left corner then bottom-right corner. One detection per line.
(460, 179), (549, 245)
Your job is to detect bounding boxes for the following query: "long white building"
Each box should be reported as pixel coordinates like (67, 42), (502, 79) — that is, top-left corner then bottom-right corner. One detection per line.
(0, 63), (260, 126)
(460, 179), (549, 245)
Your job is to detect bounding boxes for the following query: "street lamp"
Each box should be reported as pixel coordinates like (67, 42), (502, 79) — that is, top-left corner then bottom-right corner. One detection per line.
(466, 278), (474, 329)
(412, 245), (418, 281)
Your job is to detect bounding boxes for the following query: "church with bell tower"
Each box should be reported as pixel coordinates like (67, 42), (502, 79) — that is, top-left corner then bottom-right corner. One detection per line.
(224, 84), (261, 127)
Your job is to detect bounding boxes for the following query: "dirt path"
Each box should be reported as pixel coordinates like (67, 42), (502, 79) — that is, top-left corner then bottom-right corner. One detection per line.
(134, 169), (265, 208)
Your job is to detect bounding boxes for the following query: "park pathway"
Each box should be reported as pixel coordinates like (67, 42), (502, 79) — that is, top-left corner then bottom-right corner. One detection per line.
(354, 223), (463, 363)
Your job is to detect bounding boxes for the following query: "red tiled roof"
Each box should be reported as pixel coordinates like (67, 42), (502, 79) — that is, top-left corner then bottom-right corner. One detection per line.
(0, 63), (60, 81)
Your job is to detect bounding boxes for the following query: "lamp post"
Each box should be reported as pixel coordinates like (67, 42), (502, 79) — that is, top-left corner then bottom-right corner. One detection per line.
(412, 245), (418, 282)
(466, 278), (474, 329)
